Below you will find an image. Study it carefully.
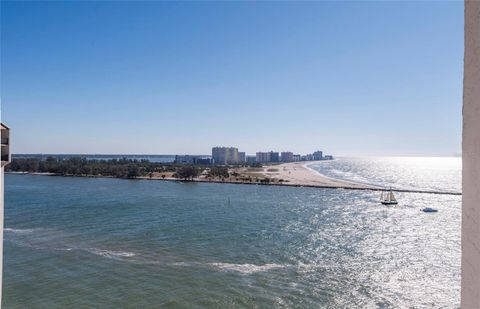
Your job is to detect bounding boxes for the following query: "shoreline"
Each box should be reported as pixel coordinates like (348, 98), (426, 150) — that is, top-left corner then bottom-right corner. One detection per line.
(6, 163), (461, 196)
(254, 161), (386, 190)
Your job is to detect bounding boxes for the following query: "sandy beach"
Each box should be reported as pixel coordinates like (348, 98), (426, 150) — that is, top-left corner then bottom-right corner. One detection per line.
(258, 161), (377, 189)
(131, 161), (376, 190)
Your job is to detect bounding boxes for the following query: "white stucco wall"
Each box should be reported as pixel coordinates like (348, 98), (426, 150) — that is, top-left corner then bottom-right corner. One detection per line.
(462, 1), (480, 307)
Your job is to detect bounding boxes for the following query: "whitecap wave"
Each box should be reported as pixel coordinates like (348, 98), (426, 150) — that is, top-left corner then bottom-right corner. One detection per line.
(4, 227), (38, 233)
(5, 228), (138, 261)
(207, 262), (285, 274)
(86, 248), (136, 259)
(171, 261), (198, 267)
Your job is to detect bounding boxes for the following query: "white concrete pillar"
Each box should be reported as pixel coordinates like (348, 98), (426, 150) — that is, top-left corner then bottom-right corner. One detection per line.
(462, 1), (480, 307)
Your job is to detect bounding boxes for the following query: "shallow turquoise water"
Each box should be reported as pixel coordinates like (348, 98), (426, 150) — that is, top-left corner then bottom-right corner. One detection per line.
(3, 161), (461, 308)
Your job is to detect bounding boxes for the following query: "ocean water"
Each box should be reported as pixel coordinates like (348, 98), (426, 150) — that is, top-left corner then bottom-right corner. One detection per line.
(309, 157), (461, 193)
(3, 157), (461, 308)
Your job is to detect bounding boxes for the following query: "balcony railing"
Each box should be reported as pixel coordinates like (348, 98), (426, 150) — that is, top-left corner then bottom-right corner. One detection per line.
(1, 137), (8, 145)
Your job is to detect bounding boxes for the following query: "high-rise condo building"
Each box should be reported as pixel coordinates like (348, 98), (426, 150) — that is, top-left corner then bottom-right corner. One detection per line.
(313, 151), (323, 161)
(212, 147), (239, 165)
(281, 152), (294, 162)
(256, 152), (271, 163)
(270, 151), (280, 163)
(238, 152), (246, 163)
(256, 151), (280, 163)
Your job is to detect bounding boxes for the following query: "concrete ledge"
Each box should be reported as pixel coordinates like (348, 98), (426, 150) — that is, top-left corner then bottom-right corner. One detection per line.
(462, 1), (480, 307)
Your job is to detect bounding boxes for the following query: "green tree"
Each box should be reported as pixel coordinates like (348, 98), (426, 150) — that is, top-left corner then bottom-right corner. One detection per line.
(127, 165), (140, 178)
(176, 166), (199, 181)
(208, 166), (229, 178)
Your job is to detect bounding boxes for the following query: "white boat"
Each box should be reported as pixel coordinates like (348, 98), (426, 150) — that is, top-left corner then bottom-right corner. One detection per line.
(380, 188), (398, 205)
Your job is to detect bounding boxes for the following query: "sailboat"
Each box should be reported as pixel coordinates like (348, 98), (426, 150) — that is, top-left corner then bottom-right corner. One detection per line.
(380, 188), (398, 205)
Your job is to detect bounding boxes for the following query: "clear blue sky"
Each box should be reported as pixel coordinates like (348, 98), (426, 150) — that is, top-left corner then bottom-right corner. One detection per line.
(1, 1), (463, 156)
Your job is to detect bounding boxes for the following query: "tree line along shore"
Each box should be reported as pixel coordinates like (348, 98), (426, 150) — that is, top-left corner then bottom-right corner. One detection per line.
(6, 157), (287, 184)
(6, 157), (460, 195)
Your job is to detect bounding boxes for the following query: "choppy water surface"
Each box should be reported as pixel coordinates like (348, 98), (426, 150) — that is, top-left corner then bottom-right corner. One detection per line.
(4, 157), (461, 308)
(309, 157), (461, 193)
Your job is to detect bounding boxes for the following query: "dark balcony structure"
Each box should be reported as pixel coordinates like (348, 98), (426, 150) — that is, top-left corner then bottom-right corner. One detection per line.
(1, 123), (10, 167)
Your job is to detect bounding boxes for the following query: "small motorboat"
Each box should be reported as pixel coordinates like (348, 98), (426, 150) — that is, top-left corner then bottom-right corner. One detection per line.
(380, 188), (398, 205)
(422, 207), (438, 213)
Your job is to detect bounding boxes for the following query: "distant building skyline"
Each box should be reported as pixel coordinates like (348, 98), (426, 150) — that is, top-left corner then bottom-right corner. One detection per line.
(174, 155), (212, 165)
(196, 147), (333, 165)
